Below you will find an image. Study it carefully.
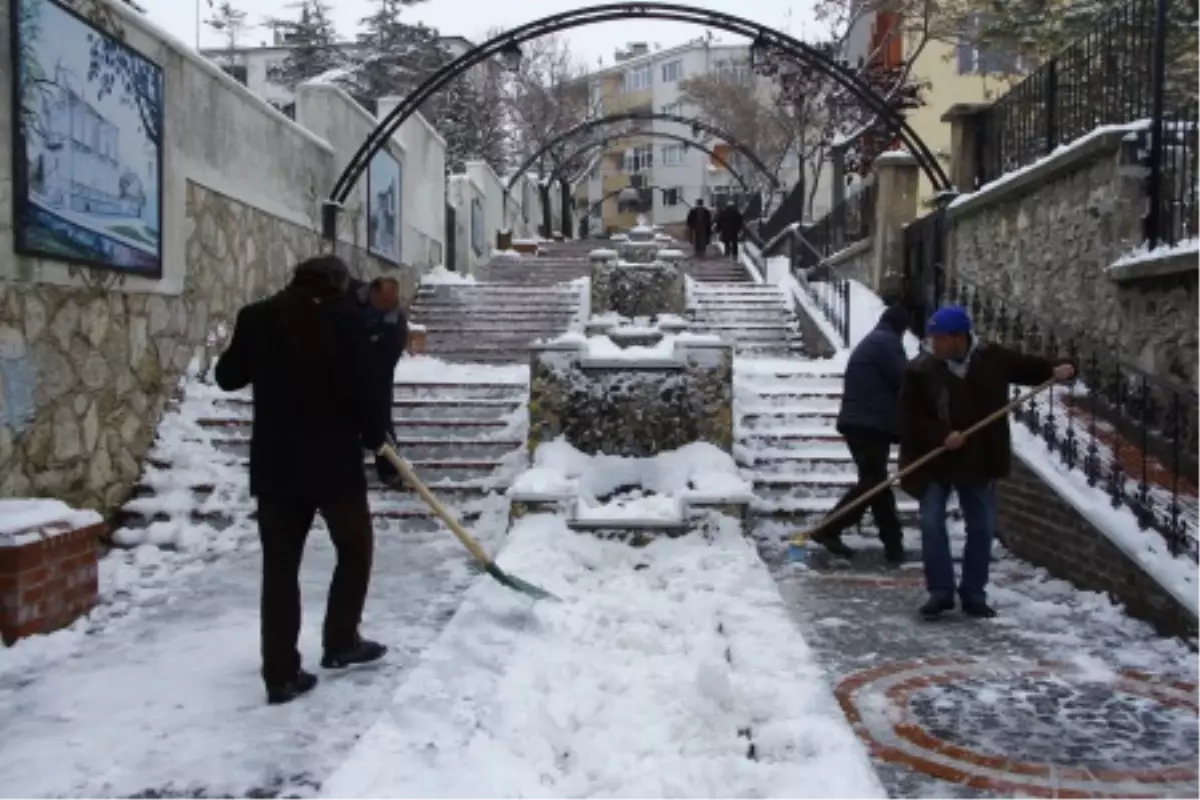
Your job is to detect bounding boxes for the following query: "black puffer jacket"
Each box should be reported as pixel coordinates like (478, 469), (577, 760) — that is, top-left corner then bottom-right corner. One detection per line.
(836, 305), (911, 440)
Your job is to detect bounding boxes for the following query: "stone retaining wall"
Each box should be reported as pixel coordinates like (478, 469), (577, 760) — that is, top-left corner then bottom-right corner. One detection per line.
(590, 262), (687, 319)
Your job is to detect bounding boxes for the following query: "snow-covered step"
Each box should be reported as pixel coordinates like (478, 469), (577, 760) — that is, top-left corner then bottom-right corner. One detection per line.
(207, 437), (523, 461)
(388, 402), (520, 421)
(752, 494), (920, 514)
(739, 401), (841, 416)
(392, 383), (526, 400)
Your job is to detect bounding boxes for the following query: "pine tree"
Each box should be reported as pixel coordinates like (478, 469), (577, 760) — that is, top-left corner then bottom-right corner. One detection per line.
(266, 0), (342, 91)
(205, 1), (248, 62)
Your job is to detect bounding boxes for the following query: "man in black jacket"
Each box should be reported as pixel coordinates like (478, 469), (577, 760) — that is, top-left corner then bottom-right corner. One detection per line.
(348, 276), (408, 487)
(215, 255), (389, 705)
(812, 305), (910, 564)
(715, 203), (744, 260)
(685, 199), (713, 257)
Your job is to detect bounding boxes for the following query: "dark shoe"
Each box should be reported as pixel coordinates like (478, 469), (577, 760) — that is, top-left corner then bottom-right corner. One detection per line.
(962, 600), (997, 619)
(812, 531), (856, 559)
(265, 669), (318, 705)
(883, 540), (906, 566)
(321, 637), (388, 670)
(919, 596), (956, 620)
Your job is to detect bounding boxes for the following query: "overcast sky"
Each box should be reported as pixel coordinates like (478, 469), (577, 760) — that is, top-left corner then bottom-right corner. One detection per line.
(140, 0), (824, 65)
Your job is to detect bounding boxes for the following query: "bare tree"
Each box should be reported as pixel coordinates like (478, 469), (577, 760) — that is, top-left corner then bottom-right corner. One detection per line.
(205, 1), (249, 62)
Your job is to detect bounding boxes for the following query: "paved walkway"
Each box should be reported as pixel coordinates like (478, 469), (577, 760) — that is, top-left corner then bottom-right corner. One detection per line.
(758, 521), (1199, 798)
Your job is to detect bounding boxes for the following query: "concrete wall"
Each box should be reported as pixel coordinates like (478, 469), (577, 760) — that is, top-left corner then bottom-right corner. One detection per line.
(0, 0), (422, 512)
(377, 97), (446, 270)
(447, 174), (487, 274)
(465, 161), (504, 250)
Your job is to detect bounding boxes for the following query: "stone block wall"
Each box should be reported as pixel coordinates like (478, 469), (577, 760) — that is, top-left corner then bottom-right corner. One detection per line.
(0, 0), (420, 513)
(997, 456), (1197, 640)
(947, 130), (1197, 390)
(590, 262), (687, 318)
(528, 343), (734, 457)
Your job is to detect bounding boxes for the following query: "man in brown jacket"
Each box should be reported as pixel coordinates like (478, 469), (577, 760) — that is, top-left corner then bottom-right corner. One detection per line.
(898, 305), (1074, 621)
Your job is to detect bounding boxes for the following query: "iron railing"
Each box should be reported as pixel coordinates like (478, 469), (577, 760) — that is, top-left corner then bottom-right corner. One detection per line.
(796, 266), (852, 347)
(972, 0), (1195, 184)
(1145, 102), (1199, 247)
(758, 181), (806, 244)
(794, 180), (876, 271)
(900, 208), (948, 337)
(948, 275), (1199, 561)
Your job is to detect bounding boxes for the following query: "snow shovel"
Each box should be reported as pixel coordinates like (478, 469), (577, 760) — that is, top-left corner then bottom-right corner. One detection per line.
(787, 376), (1060, 562)
(377, 443), (559, 602)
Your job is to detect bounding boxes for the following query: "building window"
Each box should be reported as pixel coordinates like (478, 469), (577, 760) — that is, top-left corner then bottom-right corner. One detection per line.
(660, 144), (685, 166)
(222, 64), (249, 86)
(712, 58), (750, 84)
(623, 65), (652, 91)
(622, 145), (654, 172)
(660, 60), (682, 83)
(956, 14), (1022, 75)
(662, 187), (682, 206)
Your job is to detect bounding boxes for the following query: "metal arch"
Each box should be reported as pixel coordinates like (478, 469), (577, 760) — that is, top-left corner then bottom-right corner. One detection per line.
(503, 111), (781, 195)
(325, 3), (953, 230)
(545, 131), (751, 191)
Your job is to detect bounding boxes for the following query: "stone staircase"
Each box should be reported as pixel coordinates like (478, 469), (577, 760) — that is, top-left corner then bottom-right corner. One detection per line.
(683, 255), (755, 283)
(686, 260), (806, 358)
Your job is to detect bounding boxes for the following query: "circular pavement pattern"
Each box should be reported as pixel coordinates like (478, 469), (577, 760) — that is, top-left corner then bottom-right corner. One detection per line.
(835, 657), (1199, 797)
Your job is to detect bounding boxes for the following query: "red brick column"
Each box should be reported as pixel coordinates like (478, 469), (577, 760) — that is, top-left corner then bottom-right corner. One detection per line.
(0, 518), (103, 646)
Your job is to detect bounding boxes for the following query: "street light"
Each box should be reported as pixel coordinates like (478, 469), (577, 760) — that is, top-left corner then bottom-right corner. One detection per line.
(618, 186), (641, 203)
(499, 40), (524, 72)
(748, 33), (772, 70)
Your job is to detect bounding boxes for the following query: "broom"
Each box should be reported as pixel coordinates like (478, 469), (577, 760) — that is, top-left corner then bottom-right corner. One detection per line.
(787, 376), (1059, 562)
(378, 443), (559, 601)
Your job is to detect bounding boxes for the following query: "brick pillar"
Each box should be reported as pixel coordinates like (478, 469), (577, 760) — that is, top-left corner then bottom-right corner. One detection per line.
(941, 102), (991, 193)
(870, 151), (921, 295)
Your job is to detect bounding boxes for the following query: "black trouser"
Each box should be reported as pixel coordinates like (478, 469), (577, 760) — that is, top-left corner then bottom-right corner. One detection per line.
(825, 425), (902, 545)
(723, 236), (739, 259)
(692, 231), (709, 256)
(256, 493), (374, 685)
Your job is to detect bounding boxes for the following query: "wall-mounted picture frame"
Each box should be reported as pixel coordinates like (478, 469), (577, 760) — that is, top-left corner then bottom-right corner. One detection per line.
(367, 148), (402, 265)
(470, 196), (484, 256)
(11, 0), (164, 278)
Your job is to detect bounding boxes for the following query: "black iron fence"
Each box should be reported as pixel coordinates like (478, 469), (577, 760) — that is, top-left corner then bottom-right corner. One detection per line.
(797, 271), (852, 347)
(948, 275), (1199, 561)
(971, 0), (1199, 247)
(758, 181), (806, 244)
(901, 208), (947, 338)
(794, 180), (877, 271)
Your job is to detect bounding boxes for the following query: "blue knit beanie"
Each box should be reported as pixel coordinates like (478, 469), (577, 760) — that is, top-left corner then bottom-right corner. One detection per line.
(926, 305), (972, 336)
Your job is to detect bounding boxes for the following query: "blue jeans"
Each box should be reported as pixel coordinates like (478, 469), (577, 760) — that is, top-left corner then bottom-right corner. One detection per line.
(919, 481), (996, 603)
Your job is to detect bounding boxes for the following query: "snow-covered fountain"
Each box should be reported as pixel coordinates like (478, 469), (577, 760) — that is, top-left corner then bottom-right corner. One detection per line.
(512, 221), (743, 542)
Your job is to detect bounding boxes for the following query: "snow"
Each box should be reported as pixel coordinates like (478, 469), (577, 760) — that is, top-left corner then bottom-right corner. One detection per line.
(509, 439), (754, 504)
(574, 492), (684, 522)
(322, 513), (885, 799)
(0, 499), (103, 545)
(492, 249), (522, 261)
(588, 248), (618, 259)
(1108, 236), (1199, 271)
(739, 242), (765, 283)
(949, 120), (1151, 210)
(421, 265), (477, 285)
(546, 331), (725, 361)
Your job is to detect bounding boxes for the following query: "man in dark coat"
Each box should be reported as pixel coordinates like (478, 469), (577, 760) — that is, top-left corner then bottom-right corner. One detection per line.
(812, 305), (910, 564)
(715, 203), (744, 260)
(685, 199), (713, 257)
(899, 305), (1074, 621)
(348, 275), (408, 488)
(215, 255), (389, 705)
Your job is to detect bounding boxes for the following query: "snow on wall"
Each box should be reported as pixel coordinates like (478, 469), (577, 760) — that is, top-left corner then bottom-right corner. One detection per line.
(376, 98), (446, 270)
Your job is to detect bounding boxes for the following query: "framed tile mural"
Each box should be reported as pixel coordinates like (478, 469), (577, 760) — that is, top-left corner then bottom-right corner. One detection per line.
(11, 0), (164, 277)
(470, 196), (484, 257)
(367, 149), (402, 265)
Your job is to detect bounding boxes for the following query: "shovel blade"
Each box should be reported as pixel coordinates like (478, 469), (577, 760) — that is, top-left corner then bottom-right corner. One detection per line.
(484, 562), (560, 602)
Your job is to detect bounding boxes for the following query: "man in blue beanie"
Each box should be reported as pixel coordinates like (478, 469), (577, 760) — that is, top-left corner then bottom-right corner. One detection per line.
(812, 304), (910, 564)
(899, 304), (1074, 620)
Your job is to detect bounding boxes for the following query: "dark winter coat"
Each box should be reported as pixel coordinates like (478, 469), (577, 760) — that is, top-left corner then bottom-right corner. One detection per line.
(715, 206), (744, 241)
(898, 341), (1059, 496)
(836, 307), (910, 440)
(686, 206), (713, 235)
(348, 279), (408, 438)
(215, 270), (386, 502)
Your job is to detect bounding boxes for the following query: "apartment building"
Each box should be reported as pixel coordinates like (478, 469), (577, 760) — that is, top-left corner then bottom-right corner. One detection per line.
(835, 8), (1022, 206)
(200, 29), (476, 110)
(581, 39), (781, 234)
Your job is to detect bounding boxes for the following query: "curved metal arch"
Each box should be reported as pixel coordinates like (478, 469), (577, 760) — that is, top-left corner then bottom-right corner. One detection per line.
(504, 111), (780, 195)
(325, 2), (952, 233)
(546, 131), (751, 192)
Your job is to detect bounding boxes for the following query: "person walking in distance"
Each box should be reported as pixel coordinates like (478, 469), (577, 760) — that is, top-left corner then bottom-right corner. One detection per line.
(348, 276), (408, 489)
(215, 255), (390, 705)
(899, 305), (1074, 620)
(715, 202), (744, 261)
(811, 305), (910, 564)
(685, 198), (713, 257)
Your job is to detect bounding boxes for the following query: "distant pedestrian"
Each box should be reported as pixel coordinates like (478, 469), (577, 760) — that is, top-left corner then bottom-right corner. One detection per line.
(686, 199), (713, 257)
(215, 255), (389, 705)
(348, 275), (408, 488)
(899, 305), (1074, 621)
(715, 203), (744, 261)
(812, 305), (910, 564)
